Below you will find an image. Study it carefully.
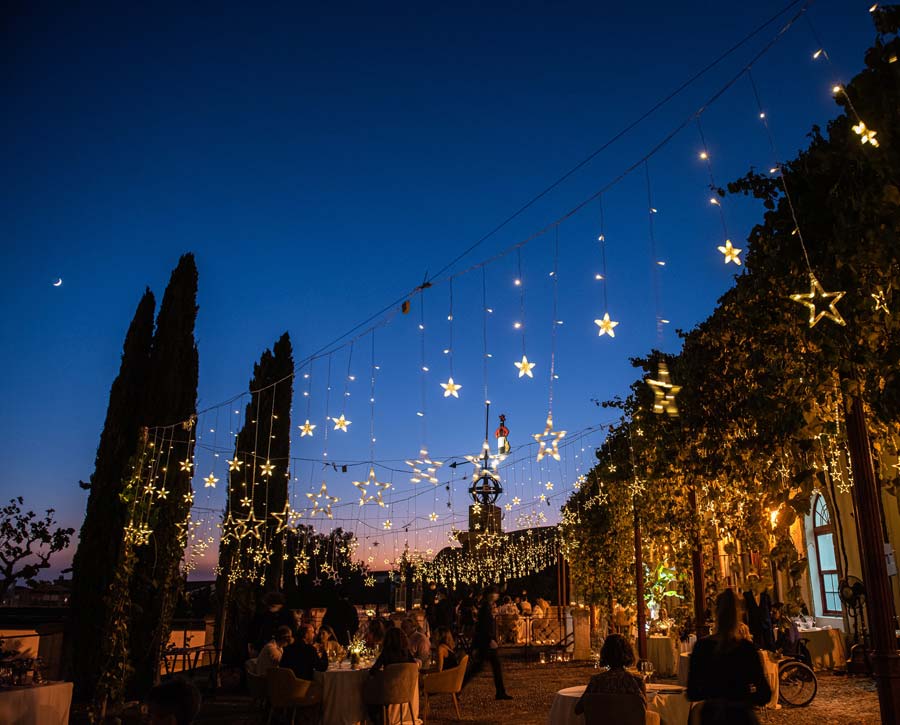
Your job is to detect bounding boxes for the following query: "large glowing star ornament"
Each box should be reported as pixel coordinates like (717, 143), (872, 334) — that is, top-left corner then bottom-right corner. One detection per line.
(789, 273), (846, 327)
(203, 473), (219, 488)
(227, 457), (242, 472)
(717, 239), (742, 265)
(440, 377), (462, 398)
(405, 449), (443, 484)
(259, 460), (275, 477)
(594, 313), (619, 338)
(647, 362), (681, 416)
(299, 419), (316, 437)
(514, 355), (536, 378)
(533, 413), (566, 462)
(307, 482), (339, 518)
(180, 459), (194, 472)
(353, 467), (390, 507)
(332, 414), (351, 432)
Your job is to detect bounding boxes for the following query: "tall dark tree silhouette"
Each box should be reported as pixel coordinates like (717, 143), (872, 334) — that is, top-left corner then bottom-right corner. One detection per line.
(68, 289), (155, 698)
(216, 332), (293, 664)
(128, 254), (199, 696)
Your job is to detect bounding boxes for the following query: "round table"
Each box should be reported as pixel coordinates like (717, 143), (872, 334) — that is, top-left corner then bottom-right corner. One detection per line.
(314, 663), (420, 725)
(646, 636), (678, 677)
(546, 683), (693, 725)
(798, 627), (846, 670)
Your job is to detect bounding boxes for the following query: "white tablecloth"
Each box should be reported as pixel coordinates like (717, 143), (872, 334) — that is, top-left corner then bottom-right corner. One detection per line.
(315, 664), (419, 725)
(647, 636), (678, 677)
(547, 684), (688, 725)
(0, 682), (72, 725)
(798, 627), (846, 670)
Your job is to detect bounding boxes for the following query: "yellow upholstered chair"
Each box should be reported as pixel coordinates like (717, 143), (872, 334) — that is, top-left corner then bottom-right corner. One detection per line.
(421, 654), (468, 722)
(364, 662), (419, 725)
(266, 667), (321, 725)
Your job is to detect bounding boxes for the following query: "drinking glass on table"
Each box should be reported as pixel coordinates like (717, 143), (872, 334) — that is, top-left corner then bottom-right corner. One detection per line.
(638, 660), (655, 684)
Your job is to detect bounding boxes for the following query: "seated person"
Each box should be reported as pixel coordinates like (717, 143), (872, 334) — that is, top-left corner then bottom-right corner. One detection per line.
(433, 626), (459, 671)
(519, 597), (533, 616)
(400, 617), (431, 665)
(365, 617), (388, 653)
(317, 624), (345, 661)
(369, 627), (417, 673)
(255, 625), (293, 675)
(147, 679), (201, 725)
(574, 634), (646, 715)
(771, 602), (803, 657)
(499, 596), (519, 617)
(280, 623), (328, 681)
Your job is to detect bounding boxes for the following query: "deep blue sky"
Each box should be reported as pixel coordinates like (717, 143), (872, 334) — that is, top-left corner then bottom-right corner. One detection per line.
(0, 1), (876, 577)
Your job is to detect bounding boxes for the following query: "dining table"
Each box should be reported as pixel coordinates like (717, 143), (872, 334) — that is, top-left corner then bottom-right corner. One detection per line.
(798, 627), (846, 669)
(547, 683), (690, 725)
(314, 662), (419, 725)
(0, 681), (73, 725)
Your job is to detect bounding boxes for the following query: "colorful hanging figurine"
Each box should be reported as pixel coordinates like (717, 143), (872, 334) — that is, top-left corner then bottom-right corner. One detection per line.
(495, 414), (511, 455)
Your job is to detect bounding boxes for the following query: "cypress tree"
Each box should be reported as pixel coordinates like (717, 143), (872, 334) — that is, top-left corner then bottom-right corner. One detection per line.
(68, 288), (155, 699)
(128, 254), (199, 696)
(217, 332), (293, 664)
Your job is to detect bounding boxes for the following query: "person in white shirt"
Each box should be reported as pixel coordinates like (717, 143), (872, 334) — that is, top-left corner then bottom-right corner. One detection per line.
(255, 625), (293, 675)
(401, 617), (431, 665)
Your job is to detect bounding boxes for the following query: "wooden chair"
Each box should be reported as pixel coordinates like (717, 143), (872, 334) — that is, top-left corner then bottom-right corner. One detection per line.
(364, 662), (419, 725)
(581, 692), (659, 725)
(266, 667), (322, 725)
(421, 654), (468, 722)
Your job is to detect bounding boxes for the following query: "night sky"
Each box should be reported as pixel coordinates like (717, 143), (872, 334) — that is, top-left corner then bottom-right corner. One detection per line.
(0, 1), (876, 577)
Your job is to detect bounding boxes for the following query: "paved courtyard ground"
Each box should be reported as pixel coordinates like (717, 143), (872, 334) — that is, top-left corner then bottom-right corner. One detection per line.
(196, 660), (881, 724)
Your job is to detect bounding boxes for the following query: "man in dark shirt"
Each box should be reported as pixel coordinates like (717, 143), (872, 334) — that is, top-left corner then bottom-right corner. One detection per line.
(321, 593), (360, 646)
(462, 587), (512, 700)
(280, 624), (328, 681)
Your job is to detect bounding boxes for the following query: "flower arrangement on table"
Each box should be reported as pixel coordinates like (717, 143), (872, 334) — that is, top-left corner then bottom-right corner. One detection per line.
(347, 634), (371, 669)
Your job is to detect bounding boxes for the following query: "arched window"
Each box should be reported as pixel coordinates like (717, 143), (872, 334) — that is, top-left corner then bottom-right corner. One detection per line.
(813, 495), (841, 615)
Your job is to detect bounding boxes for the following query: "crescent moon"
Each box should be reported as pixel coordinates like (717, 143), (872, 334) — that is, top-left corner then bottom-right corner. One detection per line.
(53, 278), (63, 287)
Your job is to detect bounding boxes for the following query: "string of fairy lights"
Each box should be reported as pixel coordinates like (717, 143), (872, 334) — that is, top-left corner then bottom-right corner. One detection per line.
(115, 1), (890, 586)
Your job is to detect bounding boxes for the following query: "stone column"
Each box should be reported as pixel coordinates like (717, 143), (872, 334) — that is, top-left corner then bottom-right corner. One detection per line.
(571, 606), (592, 660)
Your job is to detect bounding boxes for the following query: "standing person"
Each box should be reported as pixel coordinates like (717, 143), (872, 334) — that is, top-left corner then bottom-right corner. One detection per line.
(322, 591), (360, 646)
(463, 587), (512, 700)
(687, 589), (772, 724)
(433, 591), (454, 630)
(249, 591), (294, 654)
(281, 623), (328, 681)
(742, 573), (775, 651)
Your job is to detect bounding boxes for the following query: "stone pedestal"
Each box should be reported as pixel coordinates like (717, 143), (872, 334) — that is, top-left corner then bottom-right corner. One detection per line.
(571, 606), (591, 661)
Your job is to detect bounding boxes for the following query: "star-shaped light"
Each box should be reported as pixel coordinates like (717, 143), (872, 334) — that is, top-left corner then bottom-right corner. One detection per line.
(259, 460), (275, 476)
(545, 481), (554, 490)
(514, 355), (536, 378)
(608, 464), (617, 472)
(180, 459), (194, 472)
(504, 503), (512, 511)
(306, 482), (339, 518)
(332, 414), (351, 432)
(383, 519), (393, 530)
(512, 496), (521, 505)
(183, 490), (195, 504)
(242, 511), (265, 540)
(269, 503), (294, 534)
(405, 448), (443, 484)
(717, 239), (742, 265)
(872, 288), (891, 315)
(594, 313), (619, 338)
(156, 487), (169, 500)
(852, 120), (879, 147)
(533, 413), (566, 462)
(539, 494), (547, 502)
(353, 467), (390, 507)
(239, 495), (252, 508)
(789, 273), (846, 327)
(471, 501), (483, 515)
(299, 419), (317, 437)
(203, 472), (219, 488)
(440, 377), (462, 398)
(647, 361), (681, 416)
(365, 575), (376, 587)
(312, 576), (322, 587)
(429, 512), (438, 522)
